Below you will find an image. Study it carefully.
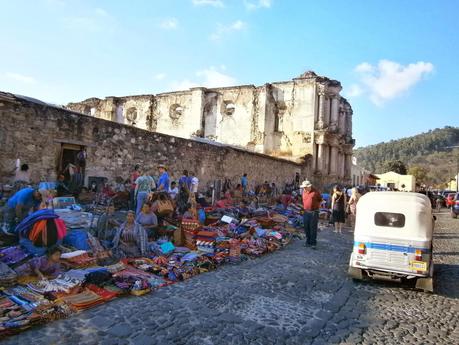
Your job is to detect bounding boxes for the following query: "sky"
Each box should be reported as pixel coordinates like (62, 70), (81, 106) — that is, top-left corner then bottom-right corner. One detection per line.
(0, 0), (458, 147)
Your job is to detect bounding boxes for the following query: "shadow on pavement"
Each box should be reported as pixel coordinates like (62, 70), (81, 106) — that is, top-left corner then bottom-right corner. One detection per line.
(434, 263), (459, 299)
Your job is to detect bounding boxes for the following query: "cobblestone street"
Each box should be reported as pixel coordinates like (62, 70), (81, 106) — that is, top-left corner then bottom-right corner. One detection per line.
(2, 211), (458, 345)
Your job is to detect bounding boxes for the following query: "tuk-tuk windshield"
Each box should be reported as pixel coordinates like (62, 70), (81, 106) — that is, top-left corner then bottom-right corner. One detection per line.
(374, 212), (405, 228)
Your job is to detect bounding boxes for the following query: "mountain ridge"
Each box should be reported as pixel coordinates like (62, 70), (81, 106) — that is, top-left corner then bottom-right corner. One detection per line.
(354, 126), (459, 186)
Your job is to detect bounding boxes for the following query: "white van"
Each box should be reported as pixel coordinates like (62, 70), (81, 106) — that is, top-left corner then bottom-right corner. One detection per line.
(348, 192), (434, 292)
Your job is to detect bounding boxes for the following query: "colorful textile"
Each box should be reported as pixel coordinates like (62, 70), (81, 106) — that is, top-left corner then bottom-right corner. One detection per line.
(0, 246), (30, 266)
(14, 256), (62, 278)
(15, 209), (59, 237)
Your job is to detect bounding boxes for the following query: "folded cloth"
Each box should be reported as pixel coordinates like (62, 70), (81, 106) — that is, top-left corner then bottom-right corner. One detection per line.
(86, 284), (118, 301)
(84, 270), (112, 286)
(61, 289), (104, 310)
(15, 209), (59, 236)
(0, 246), (30, 266)
(0, 262), (17, 285)
(60, 250), (87, 259)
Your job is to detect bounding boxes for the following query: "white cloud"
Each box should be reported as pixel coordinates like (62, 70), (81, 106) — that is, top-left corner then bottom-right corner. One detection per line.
(154, 73), (167, 80)
(196, 68), (237, 87)
(192, 0), (224, 7)
(171, 66), (237, 90)
(5, 72), (37, 84)
(354, 62), (373, 73)
(352, 60), (434, 105)
(346, 84), (363, 98)
(159, 18), (178, 30)
(210, 20), (246, 41)
(244, 0), (272, 10)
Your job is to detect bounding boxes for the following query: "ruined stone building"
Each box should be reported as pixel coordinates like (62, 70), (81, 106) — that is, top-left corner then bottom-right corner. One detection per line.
(67, 71), (355, 185)
(0, 92), (305, 191)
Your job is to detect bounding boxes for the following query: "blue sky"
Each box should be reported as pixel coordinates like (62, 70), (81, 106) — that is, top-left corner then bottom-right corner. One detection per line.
(1, 0), (458, 147)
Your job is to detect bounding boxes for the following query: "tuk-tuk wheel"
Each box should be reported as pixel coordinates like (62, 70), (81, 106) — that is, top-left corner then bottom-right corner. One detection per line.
(348, 266), (363, 280)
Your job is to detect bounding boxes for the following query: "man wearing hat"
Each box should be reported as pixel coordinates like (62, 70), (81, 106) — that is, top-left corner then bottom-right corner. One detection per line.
(157, 164), (170, 192)
(301, 180), (322, 249)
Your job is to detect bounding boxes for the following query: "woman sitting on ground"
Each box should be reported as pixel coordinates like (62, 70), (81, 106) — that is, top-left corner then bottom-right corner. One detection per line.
(216, 191), (233, 208)
(136, 202), (158, 239)
(112, 210), (148, 258)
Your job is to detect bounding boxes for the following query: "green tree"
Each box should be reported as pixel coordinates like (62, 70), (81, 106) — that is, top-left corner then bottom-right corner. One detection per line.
(408, 166), (428, 185)
(383, 160), (408, 175)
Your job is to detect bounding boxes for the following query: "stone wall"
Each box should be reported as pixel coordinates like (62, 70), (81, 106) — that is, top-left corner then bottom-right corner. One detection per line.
(0, 93), (309, 191)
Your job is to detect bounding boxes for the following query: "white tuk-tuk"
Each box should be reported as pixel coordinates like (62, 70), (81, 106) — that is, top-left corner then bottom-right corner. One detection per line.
(348, 192), (434, 292)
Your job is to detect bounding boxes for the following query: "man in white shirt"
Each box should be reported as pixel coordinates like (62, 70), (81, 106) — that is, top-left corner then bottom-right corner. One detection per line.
(190, 172), (199, 195)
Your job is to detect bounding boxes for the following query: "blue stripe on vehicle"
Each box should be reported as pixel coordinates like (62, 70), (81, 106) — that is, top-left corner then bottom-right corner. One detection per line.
(353, 241), (431, 254)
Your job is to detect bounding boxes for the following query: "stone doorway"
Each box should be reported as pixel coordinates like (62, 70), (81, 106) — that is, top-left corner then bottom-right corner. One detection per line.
(58, 143), (86, 189)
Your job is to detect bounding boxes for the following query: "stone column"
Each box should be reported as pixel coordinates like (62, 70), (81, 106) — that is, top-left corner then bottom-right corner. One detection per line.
(345, 105), (353, 137)
(317, 92), (326, 128)
(330, 96), (339, 130)
(339, 110), (346, 135)
(317, 143), (330, 174)
(323, 144), (329, 175)
(345, 154), (352, 180)
(330, 146), (338, 175)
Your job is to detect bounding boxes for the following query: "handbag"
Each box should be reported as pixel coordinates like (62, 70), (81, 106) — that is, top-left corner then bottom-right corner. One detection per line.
(157, 200), (174, 215)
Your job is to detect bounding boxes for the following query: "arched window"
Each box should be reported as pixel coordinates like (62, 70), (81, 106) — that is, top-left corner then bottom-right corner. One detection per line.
(126, 107), (137, 125)
(169, 104), (183, 120)
(221, 100), (235, 115)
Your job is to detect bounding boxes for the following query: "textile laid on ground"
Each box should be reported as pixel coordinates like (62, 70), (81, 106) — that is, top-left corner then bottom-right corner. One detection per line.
(0, 203), (304, 338)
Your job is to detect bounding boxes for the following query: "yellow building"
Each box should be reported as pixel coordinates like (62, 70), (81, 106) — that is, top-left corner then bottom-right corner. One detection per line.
(375, 171), (416, 192)
(447, 174), (458, 191)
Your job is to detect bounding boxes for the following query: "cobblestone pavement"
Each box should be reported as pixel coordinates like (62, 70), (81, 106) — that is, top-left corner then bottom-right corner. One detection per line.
(2, 211), (458, 345)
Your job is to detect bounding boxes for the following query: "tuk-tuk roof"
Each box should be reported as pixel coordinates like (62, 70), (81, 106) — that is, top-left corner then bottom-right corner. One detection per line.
(355, 192), (433, 239)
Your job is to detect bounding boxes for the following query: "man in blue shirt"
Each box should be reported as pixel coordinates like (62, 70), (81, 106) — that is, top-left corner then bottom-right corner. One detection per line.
(157, 164), (170, 192)
(5, 187), (42, 232)
(241, 173), (248, 196)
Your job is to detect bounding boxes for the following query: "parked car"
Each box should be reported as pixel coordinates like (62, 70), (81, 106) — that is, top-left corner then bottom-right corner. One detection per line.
(348, 192), (434, 292)
(446, 193), (456, 208)
(442, 190), (454, 198)
(451, 193), (459, 218)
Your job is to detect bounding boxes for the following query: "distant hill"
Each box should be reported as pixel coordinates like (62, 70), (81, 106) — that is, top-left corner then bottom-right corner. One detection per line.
(354, 126), (459, 186)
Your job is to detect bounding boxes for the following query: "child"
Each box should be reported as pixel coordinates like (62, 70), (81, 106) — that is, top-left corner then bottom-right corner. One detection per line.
(14, 246), (63, 280)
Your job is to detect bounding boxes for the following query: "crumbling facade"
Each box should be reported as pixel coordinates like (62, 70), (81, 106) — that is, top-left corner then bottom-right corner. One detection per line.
(0, 92), (307, 190)
(67, 71), (355, 185)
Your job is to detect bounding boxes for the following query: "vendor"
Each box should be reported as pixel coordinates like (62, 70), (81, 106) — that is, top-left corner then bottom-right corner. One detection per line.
(94, 204), (120, 243)
(14, 246), (63, 280)
(112, 210), (148, 258)
(216, 191), (233, 208)
(4, 187), (42, 233)
(136, 203), (158, 238)
(56, 174), (71, 197)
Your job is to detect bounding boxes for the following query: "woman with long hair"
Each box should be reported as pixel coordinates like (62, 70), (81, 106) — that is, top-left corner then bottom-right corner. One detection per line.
(331, 185), (346, 234)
